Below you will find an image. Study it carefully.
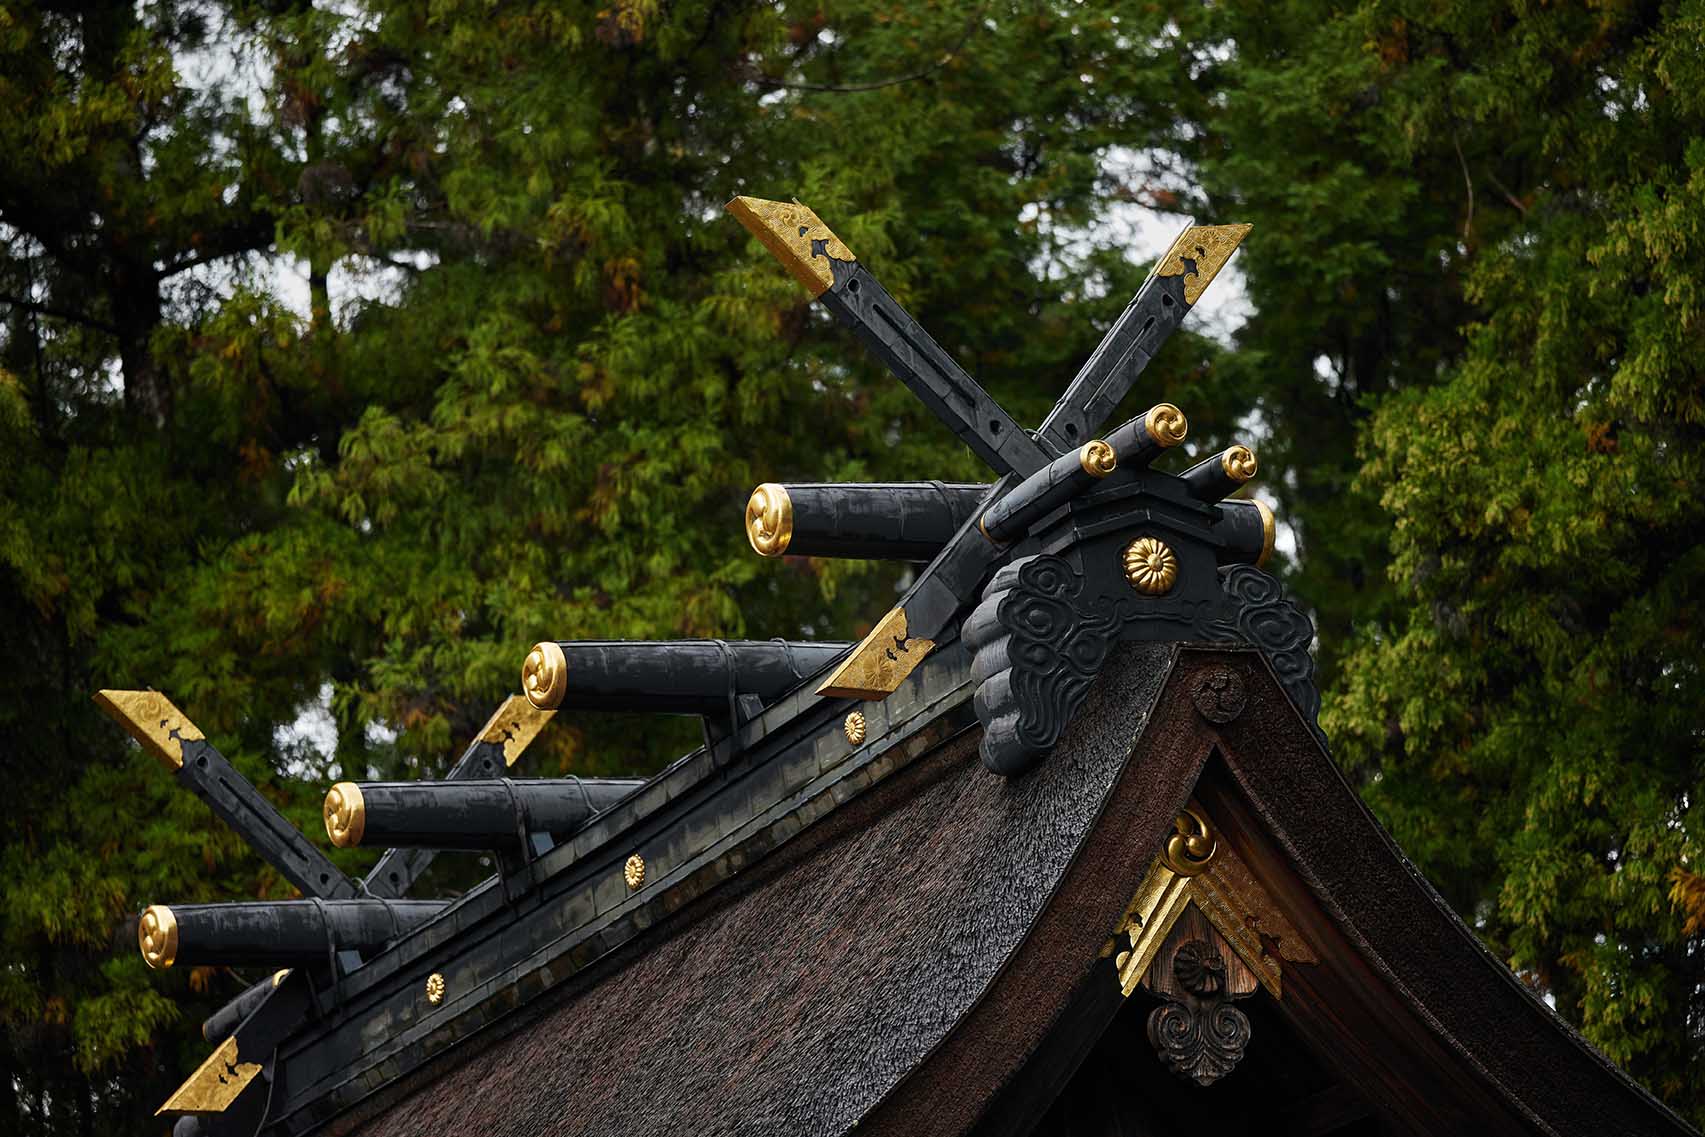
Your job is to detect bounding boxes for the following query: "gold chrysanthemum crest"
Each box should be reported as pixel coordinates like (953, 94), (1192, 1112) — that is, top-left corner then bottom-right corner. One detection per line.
(1122, 537), (1178, 595)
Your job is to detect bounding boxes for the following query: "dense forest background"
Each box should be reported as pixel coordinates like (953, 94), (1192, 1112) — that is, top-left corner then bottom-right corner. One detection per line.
(2, 0), (1701, 1132)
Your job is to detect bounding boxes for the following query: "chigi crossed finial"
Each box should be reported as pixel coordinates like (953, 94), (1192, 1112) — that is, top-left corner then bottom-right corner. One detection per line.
(111, 190), (1330, 1134)
(727, 195), (1302, 774)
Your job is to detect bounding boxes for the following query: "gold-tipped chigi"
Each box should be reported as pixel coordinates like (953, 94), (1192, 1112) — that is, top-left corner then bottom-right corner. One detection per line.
(726, 196), (856, 298)
(93, 689), (205, 771)
(1155, 223), (1253, 305)
(156, 1036), (262, 1115)
(816, 607), (935, 700)
(476, 693), (556, 766)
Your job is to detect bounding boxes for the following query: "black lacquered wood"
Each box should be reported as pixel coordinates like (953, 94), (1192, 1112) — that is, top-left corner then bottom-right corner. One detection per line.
(822, 260), (1049, 477)
(175, 738), (358, 901)
(164, 900), (448, 968)
(1035, 272), (1191, 453)
(777, 482), (989, 560)
(1102, 408), (1184, 472)
(1214, 500), (1269, 566)
(1181, 448), (1253, 503)
(201, 974), (274, 1042)
(543, 641), (851, 713)
(979, 448), (1112, 544)
(350, 779), (644, 851)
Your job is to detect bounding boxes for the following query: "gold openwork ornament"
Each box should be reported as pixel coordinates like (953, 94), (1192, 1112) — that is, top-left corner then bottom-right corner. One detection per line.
(1122, 537), (1178, 595)
(745, 483), (794, 557)
(1145, 403), (1188, 447)
(1221, 444), (1258, 482)
(1161, 807), (1220, 877)
(425, 973), (446, 1006)
(139, 905), (178, 970)
(624, 853), (646, 891)
(1078, 439), (1117, 478)
(324, 782), (366, 848)
(843, 710), (866, 745)
(1155, 223), (1254, 305)
(726, 196), (857, 297)
(522, 641), (568, 710)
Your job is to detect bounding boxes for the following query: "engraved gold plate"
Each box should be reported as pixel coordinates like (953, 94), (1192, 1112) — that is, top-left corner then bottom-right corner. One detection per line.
(324, 783), (366, 848)
(93, 690), (205, 771)
(1123, 537), (1178, 596)
(816, 607), (936, 700)
(522, 641), (568, 710)
(156, 1036), (263, 1115)
(476, 694), (556, 767)
(139, 905), (178, 970)
(745, 483), (794, 557)
(726, 196), (857, 297)
(1155, 223), (1253, 305)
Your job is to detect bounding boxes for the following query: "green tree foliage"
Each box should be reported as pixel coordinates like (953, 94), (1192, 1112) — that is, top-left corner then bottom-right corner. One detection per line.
(1106, 0), (1705, 1119)
(5, 0), (1703, 1131)
(0, 2), (1236, 1130)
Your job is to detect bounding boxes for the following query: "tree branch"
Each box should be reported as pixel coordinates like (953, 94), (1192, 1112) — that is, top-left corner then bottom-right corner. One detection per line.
(0, 292), (119, 335)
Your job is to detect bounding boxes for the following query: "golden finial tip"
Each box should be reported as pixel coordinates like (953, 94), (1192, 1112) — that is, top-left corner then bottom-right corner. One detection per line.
(139, 905), (178, 970)
(1145, 403), (1188, 447)
(1078, 440), (1117, 478)
(324, 782), (366, 848)
(522, 641), (568, 709)
(745, 483), (794, 557)
(1156, 223), (1253, 304)
(93, 689), (203, 771)
(1221, 444), (1257, 482)
(726, 196), (856, 297)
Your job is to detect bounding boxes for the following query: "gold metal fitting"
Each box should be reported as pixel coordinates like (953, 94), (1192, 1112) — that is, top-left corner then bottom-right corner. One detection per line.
(477, 694), (555, 767)
(1161, 807), (1220, 877)
(425, 973), (446, 1006)
(725, 196), (856, 297)
(1155, 223), (1253, 305)
(272, 970), (290, 987)
(1221, 445), (1258, 482)
(1145, 403), (1188, 447)
(1122, 537), (1178, 595)
(816, 607), (935, 700)
(522, 641), (568, 710)
(93, 689), (205, 771)
(624, 854), (646, 891)
(843, 710), (867, 745)
(324, 782), (366, 848)
(1078, 440), (1117, 478)
(155, 1036), (261, 1115)
(1252, 498), (1275, 569)
(744, 483), (794, 557)
(139, 905), (178, 970)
